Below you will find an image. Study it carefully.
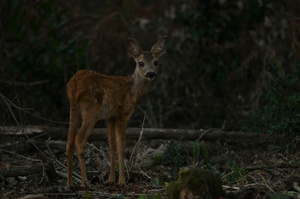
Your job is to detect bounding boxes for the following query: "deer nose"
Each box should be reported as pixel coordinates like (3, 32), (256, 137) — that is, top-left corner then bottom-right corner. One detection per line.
(145, 72), (156, 79)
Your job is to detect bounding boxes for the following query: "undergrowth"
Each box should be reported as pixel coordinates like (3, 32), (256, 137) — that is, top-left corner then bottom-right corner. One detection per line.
(162, 141), (212, 180)
(241, 62), (300, 152)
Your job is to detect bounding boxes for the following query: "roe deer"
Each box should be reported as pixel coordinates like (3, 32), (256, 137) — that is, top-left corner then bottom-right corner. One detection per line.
(66, 36), (167, 190)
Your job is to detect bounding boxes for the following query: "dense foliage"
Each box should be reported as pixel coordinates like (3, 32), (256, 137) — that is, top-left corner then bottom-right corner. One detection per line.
(242, 63), (300, 149)
(1, 0), (89, 123)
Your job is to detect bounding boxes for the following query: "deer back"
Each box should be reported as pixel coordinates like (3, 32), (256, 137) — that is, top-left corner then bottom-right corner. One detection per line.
(67, 70), (137, 121)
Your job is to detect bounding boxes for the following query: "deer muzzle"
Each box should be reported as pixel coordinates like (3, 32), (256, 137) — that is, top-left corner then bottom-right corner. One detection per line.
(145, 71), (156, 79)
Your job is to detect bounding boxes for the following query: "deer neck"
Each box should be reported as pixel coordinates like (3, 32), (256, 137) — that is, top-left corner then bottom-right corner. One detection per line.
(130, 71), (151, 98)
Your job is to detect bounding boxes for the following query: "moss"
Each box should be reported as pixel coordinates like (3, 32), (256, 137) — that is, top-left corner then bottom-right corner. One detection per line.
(152, 154), (163, 167)
(166, 167), (224, 199)
(166, 181), (181, 199)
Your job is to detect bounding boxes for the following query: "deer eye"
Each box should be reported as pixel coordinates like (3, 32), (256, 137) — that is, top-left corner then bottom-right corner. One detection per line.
(138, 62), (144, 67)
(154, 60), (158, 66)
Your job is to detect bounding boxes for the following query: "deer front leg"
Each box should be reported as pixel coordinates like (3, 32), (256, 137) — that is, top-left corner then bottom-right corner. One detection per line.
(115, 120), (127, 191)
(106, 119), (117, 189)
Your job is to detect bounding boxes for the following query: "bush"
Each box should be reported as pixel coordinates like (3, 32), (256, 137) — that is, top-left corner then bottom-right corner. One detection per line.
(163, 141), (188, 179)
(242, 63), (300, 150)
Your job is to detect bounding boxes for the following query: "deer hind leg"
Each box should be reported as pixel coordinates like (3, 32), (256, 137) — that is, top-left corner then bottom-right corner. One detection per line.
(75, 111), (98, 187)
(66, 107), (81, 186)
(106, 119), (117, 189)
(115, 119), (127, 191)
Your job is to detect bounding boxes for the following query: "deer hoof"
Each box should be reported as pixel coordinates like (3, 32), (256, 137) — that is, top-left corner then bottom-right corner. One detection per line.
(80, 181), (91, 190)
(108, 181), (116, 190)
(119, 183), (126, 193)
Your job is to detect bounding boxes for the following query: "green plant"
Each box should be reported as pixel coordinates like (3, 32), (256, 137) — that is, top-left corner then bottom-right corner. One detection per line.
(150, 178), (165, 187)
(263, 64), (300, 139)
(192, 141), (200, 165)
(84, 191), (92, 199)
(191, 141), (211, 167)
(163, 141), (213, 180)
(151, 154), (163, 167)
(222, 161), (246, 185)
(138, 193), (161, 199)
(270, 193), (291, 199)
(242, 62), (300, 151)
(163, 141), (188, 179)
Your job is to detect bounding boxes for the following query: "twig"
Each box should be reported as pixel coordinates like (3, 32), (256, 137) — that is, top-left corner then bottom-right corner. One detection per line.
(1, 92), (28, 177)
(131, 169), (151, 180)
(129, 110), (146, 169)
(1, 149), (41, 162)
(0, 92), (67, 125)
(258, 172), (276, 194)
(0, 79), (49, 86)
(56, 170), (81, 184)
(222, 185), (240, 191)
(196, 120), (227, 141)
(38, 162), (46, 185)
(1, 164), (52, 178)
(245, 162), (300, 171)
(44, 137), (56, 159)
(87, 142), (102, 153)
(41, 145), (83, 183)
(0, 92), (51, 181)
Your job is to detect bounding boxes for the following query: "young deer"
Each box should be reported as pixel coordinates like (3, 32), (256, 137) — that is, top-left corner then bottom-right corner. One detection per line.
(66, 36), (167, 190)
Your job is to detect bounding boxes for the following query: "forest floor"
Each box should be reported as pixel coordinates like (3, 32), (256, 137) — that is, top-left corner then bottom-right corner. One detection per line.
(0, 127), (299, 199)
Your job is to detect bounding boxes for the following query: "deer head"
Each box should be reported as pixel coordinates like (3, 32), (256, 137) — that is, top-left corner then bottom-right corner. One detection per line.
(127, 36), (167, 81)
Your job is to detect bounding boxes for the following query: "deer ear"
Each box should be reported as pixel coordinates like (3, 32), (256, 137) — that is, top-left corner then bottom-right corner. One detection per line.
(127, 38), (143, 58)
(151, 36), (167, 58)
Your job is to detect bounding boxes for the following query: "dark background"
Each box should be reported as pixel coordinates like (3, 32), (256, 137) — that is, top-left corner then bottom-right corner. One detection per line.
(1, 0), (300, 142)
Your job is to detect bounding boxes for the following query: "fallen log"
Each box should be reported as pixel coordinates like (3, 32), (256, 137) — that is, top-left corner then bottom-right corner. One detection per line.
(2, 162), (57, 183)
(1, 126), (268, 143)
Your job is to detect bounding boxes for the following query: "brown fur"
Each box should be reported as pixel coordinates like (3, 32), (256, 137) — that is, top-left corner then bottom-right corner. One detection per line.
(66, 36), (167, 191)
